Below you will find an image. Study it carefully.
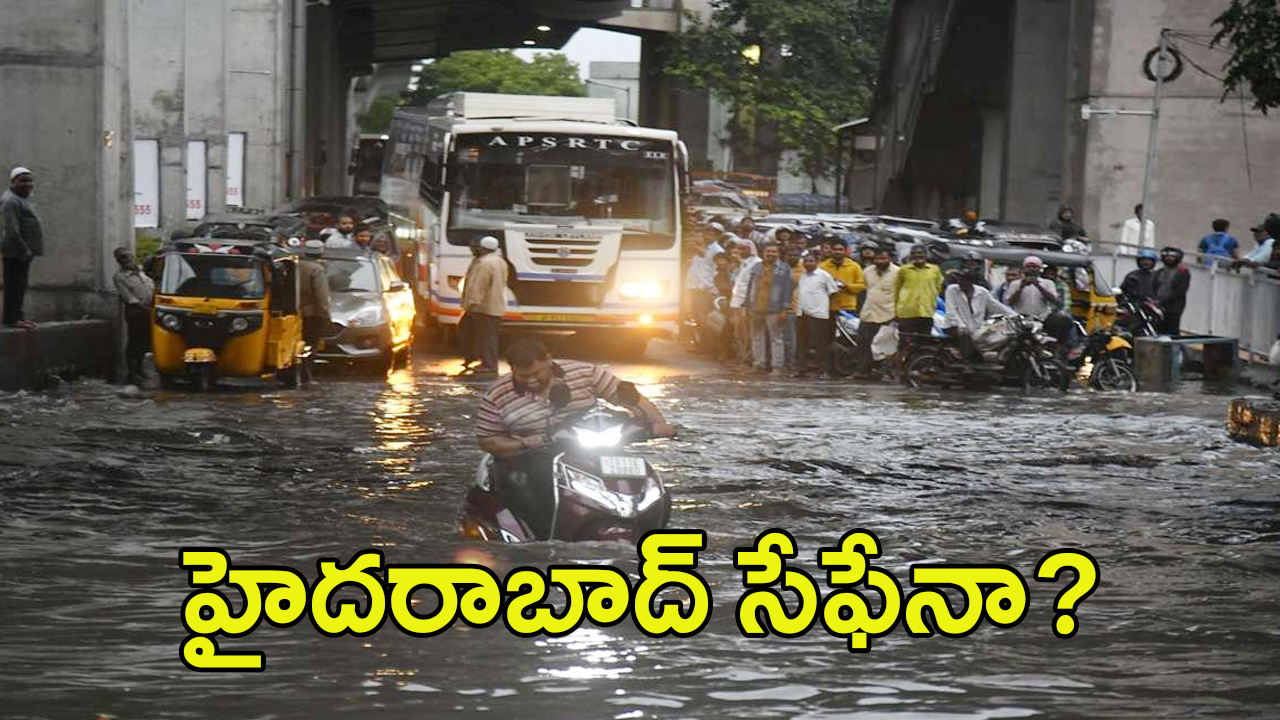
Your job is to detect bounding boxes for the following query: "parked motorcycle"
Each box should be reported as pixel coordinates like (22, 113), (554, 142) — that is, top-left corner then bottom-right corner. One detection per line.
(1060, 319), (1137, 391)
(830, 310), (862, 377)
(904, 315), (1071, 393)
(461, 383), (670, 544)
(1115, 292), (1162, 338)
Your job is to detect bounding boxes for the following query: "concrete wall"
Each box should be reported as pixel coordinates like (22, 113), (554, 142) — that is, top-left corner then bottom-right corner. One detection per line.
(587, 61), (640, 124)
(0, 0), (133, 321)
(1080, 0), (1280, 251)
(129, 0), (293, 237)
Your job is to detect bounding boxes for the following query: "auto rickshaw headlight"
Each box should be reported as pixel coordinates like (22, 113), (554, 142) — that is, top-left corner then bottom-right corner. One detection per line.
(230, 317), (250, 333)
(160, 312), (181, 331)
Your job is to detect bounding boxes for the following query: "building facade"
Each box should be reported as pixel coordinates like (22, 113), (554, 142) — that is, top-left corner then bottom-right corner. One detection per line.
(869, 0), (1280, 250)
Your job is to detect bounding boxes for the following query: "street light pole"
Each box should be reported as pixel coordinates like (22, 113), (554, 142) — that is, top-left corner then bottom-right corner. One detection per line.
(584, 79), (633, 122)
(1137, 29), (1169, 251)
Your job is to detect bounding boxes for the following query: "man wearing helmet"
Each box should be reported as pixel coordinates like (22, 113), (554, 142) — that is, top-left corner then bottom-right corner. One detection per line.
(1004, 256), (1059, 320)
(1153, 247), (1190, 336)
(1120, 249), (1158, 303)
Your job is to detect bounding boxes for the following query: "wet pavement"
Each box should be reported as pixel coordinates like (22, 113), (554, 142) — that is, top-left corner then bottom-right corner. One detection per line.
(1, 340), (1278, 719)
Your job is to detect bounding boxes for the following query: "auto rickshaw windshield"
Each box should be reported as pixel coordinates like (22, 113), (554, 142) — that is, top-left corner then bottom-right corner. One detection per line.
(160, 254), (267, 299)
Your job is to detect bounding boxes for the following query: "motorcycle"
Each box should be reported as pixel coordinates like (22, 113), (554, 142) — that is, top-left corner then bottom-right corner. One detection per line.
(461, 383), (671, 544)
(1115, 292), (1162, 338)
(830, 310), (862, 377)
(1059, 319), (1137, 391)
(904, 315), (1071, 393)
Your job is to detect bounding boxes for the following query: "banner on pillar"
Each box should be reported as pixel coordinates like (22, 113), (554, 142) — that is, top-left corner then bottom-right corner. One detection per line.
(187, 140), (207, 221)
(226, 133), (246, 208)
(133, 139), (160, 228)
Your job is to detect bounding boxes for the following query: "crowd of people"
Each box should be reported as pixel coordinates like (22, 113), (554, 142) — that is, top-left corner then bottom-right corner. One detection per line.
(682, 216), (1096, 378)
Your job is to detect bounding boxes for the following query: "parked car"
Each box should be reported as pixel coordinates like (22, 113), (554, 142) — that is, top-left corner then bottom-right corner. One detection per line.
(316, 249), (417, 373)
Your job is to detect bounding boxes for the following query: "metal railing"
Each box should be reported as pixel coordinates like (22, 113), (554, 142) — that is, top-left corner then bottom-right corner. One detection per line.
(1091, 242), (1279, 358)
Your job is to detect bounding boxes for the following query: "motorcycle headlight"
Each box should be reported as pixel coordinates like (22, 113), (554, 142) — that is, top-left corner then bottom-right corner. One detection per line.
(574, 424), (623, 449)
(619, 280), (665, 300)
(348, 305), (385, 328)
(230, 317), (250, 333)
(563, 465), (635, 519)
(160, 312), (181, 331)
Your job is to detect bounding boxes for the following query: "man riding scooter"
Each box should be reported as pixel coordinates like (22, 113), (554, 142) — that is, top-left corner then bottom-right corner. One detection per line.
(474, 338), (675, 540)
(943, 253), (1018, 362)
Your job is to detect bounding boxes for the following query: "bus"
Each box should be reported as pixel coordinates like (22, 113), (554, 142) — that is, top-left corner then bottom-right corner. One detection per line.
(381, 92), (688, 354)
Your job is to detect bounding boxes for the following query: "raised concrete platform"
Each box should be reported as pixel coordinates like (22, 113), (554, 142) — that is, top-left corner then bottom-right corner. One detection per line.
(0, 321), (115, 391)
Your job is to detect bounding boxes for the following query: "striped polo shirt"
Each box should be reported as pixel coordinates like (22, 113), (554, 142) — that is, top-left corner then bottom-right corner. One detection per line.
(475, 360), (621, 439)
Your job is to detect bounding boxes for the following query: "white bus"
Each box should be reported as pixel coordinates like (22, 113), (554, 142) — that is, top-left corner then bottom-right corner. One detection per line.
(381, 92), (688, 354)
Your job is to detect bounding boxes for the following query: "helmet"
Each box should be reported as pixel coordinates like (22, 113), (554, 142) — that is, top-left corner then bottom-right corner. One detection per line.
(1136, 248), (1158, 265)
(960, 250), (984, 278)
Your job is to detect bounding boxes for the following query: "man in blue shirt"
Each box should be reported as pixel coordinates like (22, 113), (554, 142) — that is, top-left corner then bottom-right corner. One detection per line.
(1197, 218), (1238, 268)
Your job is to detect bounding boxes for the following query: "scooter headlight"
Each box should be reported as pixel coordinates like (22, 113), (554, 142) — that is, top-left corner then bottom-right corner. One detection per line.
(562, 465), (635, 518)
(230, 317), (250, 333)
(160, 312), (182, 331)
(574, 424), (623, 449)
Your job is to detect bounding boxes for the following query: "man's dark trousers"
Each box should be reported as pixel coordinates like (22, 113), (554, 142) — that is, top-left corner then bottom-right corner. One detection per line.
(3, 257), (31, 325)
(467, 312), (501, 369)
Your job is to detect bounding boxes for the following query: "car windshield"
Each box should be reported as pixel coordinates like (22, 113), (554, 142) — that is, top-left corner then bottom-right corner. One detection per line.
(160, 254), (266, 299)
(327, 258), (380, 293)
(448, 132), (675, 236)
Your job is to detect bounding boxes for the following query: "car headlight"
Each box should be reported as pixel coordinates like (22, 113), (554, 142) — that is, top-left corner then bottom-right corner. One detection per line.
(563, 466), (635, 519)
(348, 305), (385, 328)
(230, 317), (250, 333)
(575, 424), (623, 449)
(160, 312), (182, 331)
(619, 280), (665, 300)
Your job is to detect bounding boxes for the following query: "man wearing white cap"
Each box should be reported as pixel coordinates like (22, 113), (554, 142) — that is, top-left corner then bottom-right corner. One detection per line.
(460, 235), (507, 373)
(1, 167), (43, 329)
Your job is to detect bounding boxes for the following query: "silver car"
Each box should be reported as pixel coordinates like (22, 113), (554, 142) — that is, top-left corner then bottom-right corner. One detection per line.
(316, 250), (416, 371)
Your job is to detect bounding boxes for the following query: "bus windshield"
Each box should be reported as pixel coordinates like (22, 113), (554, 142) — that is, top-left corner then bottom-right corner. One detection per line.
(448, 132), (675, 236)
(160, 254), (266, 299)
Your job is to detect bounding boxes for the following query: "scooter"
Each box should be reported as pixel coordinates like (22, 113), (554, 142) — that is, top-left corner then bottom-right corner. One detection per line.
(830, 310), (862, 377)
(1116, 293), (1163, 338)
(461, 383), (671, 543)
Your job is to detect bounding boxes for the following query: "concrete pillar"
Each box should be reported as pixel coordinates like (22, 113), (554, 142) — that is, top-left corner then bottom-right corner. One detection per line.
(1002, 0), (1071, 224)
(979, 109), (1005, 218)
(305, 3), (349, 196)
(0, 0), (133, 321)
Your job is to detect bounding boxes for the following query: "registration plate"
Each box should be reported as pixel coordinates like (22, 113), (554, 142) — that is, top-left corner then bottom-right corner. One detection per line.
(600, 456), (647, 478)
(523, 313), (592, 323)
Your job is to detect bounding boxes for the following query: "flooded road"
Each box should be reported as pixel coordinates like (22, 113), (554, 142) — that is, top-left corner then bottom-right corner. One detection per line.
(1, 341), (1278, 719)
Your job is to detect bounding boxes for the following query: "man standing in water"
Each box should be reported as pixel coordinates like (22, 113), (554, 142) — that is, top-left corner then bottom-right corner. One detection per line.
(298, 240), (332, 382)
(461, 235), (507, 374)
(1, 167), (43, 329)
(112, 247), (154, 385)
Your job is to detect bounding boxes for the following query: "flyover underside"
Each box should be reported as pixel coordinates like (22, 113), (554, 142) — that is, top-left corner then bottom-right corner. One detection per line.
(339, 0), (630, 68)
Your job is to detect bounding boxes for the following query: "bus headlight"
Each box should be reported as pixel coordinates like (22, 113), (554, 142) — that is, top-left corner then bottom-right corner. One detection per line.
(620, 280), (665, 300)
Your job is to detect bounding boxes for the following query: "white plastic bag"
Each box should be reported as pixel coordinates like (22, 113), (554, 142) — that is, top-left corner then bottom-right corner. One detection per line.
(871, 324), (900, 361)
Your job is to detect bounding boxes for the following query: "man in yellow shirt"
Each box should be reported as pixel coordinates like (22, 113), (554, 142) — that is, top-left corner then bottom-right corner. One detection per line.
(894, 245), (944, 337)
(818, 234), (865, 340)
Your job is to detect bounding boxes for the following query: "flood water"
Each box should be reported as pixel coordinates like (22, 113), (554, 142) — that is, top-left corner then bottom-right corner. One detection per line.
(1, 343), (1278, 719)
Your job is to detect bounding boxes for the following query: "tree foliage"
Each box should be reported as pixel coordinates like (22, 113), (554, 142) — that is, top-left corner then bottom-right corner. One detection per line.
(403, 50), (585, 106)
(357, 95), (399, 134)
(1213, 0), (1280, 113)
(665, 0), (891, 182)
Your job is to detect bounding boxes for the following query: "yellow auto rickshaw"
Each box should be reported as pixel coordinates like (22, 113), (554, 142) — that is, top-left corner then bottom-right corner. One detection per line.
(151, 238), (306, 391)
